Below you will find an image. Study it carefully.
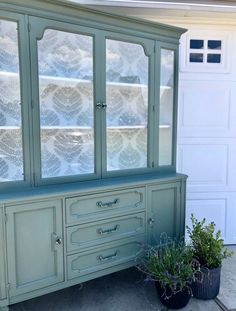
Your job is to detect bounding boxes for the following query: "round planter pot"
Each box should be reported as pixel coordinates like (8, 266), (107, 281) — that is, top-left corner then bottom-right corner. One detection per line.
(191, 266), (221, 300)
(155, 282), (191, 309)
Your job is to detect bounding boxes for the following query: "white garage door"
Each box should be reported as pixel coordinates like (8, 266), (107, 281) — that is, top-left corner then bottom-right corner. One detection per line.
(177, 27), (236, 244)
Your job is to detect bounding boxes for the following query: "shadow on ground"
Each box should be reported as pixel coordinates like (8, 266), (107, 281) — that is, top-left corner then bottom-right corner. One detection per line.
(10, 268), (222, 311)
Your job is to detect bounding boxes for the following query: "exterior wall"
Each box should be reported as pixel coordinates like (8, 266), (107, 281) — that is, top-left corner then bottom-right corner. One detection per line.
(176, 23), (236, 244)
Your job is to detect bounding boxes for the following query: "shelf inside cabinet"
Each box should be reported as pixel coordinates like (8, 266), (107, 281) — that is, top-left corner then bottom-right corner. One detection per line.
(107, 125), (147, 130)
(0, 71), (19, 78)
(0, 71), (171, 91)
(0, 126), (21, 130)
(40, 125), (147, 130)
(40, 126), (92, 130)
(0, 125), (170, 130)
(159, 125), (171, 129)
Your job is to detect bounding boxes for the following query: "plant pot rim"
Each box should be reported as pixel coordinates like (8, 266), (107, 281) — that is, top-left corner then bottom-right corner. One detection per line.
(201, 265), (221, 271)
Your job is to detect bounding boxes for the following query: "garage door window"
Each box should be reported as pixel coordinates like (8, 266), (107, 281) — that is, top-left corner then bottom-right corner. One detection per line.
(181, 30), (230, 73)
(189, 39), (222, 64)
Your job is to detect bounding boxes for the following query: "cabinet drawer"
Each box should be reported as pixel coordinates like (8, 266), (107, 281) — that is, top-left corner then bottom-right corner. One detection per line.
(67, 237), (144, 280)
(66, 212), (145, 252)
(66, 188), (145, 224)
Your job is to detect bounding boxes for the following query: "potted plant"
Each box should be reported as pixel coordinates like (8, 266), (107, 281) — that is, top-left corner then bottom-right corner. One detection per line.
(187, 214), (233, 299)
(137, 237), (200, 309)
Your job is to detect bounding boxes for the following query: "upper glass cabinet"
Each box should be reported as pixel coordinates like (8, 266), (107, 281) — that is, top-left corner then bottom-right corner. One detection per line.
(0, 3), (185, 188)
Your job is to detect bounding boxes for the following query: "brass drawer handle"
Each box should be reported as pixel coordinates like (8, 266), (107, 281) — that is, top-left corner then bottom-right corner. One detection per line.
(97, 251), (118, 262)
(96, 198), (120, 208)
(97, 224), (120, 235)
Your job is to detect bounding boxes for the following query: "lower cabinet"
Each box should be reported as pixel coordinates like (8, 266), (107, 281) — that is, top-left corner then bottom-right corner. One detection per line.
(147, 182), (184, 245)
(6, 200), (64, 297)
(0, 175), (186, 309)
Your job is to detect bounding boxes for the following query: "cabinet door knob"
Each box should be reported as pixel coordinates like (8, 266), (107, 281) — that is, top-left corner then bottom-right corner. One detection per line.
(55, 237), (62, 245)
(96, 102), (107, 109)
(148, 218), (155, 225)
(51, 233), (63, 250)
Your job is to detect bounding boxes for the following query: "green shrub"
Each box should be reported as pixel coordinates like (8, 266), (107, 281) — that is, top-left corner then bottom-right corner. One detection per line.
(186, 214), (233, 269)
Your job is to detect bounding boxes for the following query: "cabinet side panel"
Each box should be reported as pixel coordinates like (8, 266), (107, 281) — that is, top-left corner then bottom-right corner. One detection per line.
(0, 207), (6, 300)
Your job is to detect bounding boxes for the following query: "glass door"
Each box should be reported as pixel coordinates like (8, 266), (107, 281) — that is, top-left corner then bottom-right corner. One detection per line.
(0, 19), (23, 182)
(156, 42), (177, 169)
(0, 13), (31, 187)
(37, 29), (94, 178)
(29, 17), (97, 184)
(105, 38), (150, 172)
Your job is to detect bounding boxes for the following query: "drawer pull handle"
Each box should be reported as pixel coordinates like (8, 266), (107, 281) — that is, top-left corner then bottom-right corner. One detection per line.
(97, 224), (120, 235)
(96, 198), (120, 208)
(97, 251), (118, 262)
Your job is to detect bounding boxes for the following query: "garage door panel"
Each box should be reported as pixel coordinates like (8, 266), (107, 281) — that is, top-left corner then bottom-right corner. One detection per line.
(185, 193), (236, 245)
(185, 198), (227, 239)
(178, 143), (228, 190)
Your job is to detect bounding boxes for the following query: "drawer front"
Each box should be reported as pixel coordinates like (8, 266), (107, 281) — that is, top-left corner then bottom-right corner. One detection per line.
(67, 237), (144, 280)
(66, 188), (145, 224)
(66, 212), (145, 252)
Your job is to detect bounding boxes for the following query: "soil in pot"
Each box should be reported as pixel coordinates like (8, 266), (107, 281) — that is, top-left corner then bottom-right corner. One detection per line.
(155, 282), (191, 309)
(191, 266), (221, 299)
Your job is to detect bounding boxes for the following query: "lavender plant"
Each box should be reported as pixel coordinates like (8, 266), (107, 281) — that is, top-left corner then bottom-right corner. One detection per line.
(137, 237), (200, 299)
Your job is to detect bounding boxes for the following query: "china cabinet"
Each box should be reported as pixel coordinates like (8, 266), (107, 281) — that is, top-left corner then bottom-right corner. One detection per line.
(0, 0), (186, 309)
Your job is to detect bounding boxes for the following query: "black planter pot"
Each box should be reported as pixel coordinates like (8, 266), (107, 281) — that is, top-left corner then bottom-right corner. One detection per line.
(155, 282), (191, 309)
(191, 266), (221, 299)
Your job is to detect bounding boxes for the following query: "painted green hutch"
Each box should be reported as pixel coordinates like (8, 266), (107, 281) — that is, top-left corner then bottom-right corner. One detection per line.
(0, 0), (187, 309)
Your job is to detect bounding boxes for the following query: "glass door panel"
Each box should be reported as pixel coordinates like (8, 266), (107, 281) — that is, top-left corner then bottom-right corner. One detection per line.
(37, 29), (94, 178)
(106, 39), (148, 171)
(0, 19), (23, 182)
(159, 49), (174, 166)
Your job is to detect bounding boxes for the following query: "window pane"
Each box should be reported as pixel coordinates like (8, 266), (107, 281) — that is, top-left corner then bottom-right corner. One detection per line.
(189, 53), (204, 63)
(0, 20), (23, 182)
(190, 39), (204, 49)
(208, 40), (221, 50)
(207, 54), (221, 63)
(38, 29), (94, 178)
(106, 39), (148, 171)
(159, 49), (174, 166)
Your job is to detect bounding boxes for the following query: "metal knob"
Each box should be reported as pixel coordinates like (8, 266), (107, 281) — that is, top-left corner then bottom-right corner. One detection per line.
(148, 218), (155, 225)
(96, 102), (107, 109)
(55, 237), (62, 245)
